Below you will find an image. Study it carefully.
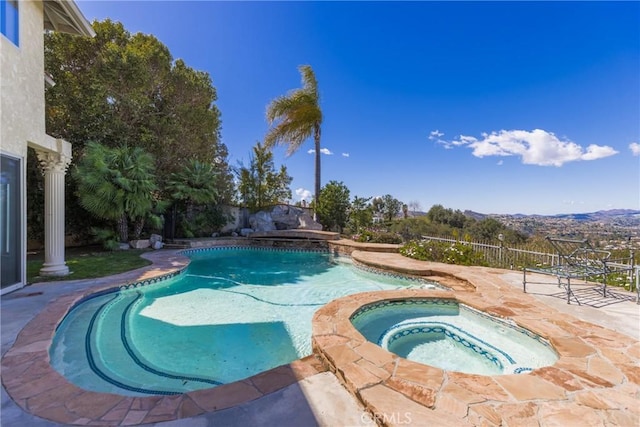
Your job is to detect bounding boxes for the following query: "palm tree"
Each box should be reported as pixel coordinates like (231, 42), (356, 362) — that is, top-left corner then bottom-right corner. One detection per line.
(165, 159), (219, 236)
(74, 141), (160, 243)
(166, 159), (219, 207)
(264, 64), (323, 214)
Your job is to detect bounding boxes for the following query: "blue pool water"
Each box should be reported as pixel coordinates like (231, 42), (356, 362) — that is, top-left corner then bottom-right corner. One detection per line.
(49, 248), (433, 396)
(351, 299), (558, 375)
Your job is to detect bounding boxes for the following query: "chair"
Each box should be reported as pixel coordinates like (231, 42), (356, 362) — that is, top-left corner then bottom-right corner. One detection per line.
(523, 236), (610, 305)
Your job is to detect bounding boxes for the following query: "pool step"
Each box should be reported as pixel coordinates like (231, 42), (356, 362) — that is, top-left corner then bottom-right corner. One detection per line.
(88, 292), (221, 395)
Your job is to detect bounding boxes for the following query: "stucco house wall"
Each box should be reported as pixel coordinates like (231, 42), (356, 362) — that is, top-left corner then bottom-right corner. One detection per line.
(1, 1), (47, 157)
(1, 0), (93, 293)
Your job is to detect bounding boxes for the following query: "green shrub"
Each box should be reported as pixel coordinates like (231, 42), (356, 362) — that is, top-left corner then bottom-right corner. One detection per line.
(353, 229), (403, 244)
(400, 239), (487, 266)
(371, 231), (403, 244)
(91, 227), (120, 251)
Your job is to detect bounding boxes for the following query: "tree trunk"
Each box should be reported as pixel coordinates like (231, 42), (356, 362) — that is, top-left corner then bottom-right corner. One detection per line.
(314, 123), (321, 221)
(133, 217), (145, 239)
(117, 214), (128, 243)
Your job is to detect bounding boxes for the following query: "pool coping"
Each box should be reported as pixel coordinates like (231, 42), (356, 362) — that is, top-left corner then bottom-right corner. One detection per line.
(2, 245), (639, 425)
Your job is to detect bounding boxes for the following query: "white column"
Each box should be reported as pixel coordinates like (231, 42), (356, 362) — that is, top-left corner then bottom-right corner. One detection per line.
(36, 151), (71, 276)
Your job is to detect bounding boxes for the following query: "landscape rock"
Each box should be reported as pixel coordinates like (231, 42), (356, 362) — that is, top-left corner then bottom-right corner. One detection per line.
(240, 228), (254, 237)
(129, 239), (150, 249)
(271, 205), (300, 229)
(246, 205), (323, 232)
(249, 211), (276, 232)
(149, 234), (163, 245)
(152, 241), (164, 250)
(298, 212), (323, 230)
(118, 243), (130, 250)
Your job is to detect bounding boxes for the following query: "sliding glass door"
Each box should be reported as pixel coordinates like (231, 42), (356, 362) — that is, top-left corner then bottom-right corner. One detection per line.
(1, 154), (22, 289)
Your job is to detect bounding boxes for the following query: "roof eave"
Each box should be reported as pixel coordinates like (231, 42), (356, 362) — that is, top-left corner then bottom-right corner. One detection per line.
(43, 0), (95, 37)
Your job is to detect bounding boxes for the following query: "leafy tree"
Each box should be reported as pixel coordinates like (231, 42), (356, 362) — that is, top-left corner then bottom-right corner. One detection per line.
(42, 19), (233, 240)
(45, 20), (224, 171)
(236, 142), (292, 212)
(427, 204), (468, 228)
(464, 217), (527, 243)
(316, 181), (351, 232)
(73, 142), (162, 243)
(391, 217), (455, 240)
(378, 194), (404, 222)
(264, 65), (323, 212)
(348, 196), (373, 232)
(26, 149), (45, 242)
(464, 217), (501, 241)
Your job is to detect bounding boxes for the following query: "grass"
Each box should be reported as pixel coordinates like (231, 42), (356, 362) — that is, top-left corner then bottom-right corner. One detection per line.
(27, 247), (153, 283)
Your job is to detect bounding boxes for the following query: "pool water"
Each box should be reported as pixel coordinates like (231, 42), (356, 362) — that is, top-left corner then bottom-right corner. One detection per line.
(49, 248), (432, 396)
(351, 299), (558, 375)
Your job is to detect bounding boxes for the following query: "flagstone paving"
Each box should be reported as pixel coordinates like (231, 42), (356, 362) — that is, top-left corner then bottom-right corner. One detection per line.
(312, 249), (639, 426)
(2, 242), (639, 426)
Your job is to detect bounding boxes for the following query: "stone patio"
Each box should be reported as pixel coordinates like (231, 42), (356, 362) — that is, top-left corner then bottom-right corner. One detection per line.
(2, 241), (639, 426)
(312, 250), (639, 426)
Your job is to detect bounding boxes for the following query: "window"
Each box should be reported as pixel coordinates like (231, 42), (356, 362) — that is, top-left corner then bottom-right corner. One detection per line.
(0, 0), (19, 46)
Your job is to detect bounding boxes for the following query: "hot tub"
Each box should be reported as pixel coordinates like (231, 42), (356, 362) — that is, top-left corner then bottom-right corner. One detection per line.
(350, 298), (558, 375)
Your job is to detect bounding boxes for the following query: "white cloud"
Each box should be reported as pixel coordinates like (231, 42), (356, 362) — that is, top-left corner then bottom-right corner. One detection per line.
(295, 188), (312, 201)
(437, 129), (618, 166)
(581, 144), (618, 161)
(630, 142), (640, 156)
(497, 160), (503, 166)
(308, 148), (334, 155)
(342, 152), (350, 157)
(429, 130), (444, 140)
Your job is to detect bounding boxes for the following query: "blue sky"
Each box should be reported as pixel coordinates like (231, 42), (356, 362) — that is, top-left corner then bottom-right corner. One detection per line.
(76, 1), (640, 215)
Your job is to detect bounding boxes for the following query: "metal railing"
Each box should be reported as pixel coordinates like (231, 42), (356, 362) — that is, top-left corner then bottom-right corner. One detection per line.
(419, 235), (636, 290)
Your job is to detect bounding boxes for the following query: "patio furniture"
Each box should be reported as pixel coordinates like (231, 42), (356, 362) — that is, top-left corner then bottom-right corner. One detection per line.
(523, 236), (611, 305)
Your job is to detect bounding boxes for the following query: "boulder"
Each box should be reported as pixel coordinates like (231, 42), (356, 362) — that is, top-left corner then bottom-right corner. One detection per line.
(274, 221), (289, 230)
(118, 243), (130, 250)
(249, 211), (276, 232)
(240, 228), (254, 237)
(247, 205), (324, 232)
(271, 205), (310, 230)
(149, 234), (163, 245)
(298, 212), (323, 230)
(152, 241), (164, 250)
(271, 204), (290, 217)
(130, 239), (150, 249)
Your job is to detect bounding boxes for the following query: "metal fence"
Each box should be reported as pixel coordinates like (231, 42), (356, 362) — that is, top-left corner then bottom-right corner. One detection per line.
(420, 235), (637, 289)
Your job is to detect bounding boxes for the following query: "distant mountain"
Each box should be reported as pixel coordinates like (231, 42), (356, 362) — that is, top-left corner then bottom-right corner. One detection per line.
(551, 209), (640, 221)
(463, 210), (487, 221)
(462, 209), (640, 221)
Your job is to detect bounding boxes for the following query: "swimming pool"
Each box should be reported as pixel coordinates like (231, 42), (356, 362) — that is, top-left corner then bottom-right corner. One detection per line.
(49, 247), (438, 396)
(350, 298), (558, 375)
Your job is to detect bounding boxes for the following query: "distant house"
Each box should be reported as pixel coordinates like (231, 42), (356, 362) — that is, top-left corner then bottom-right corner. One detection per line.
(1, 0), (94, 294)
